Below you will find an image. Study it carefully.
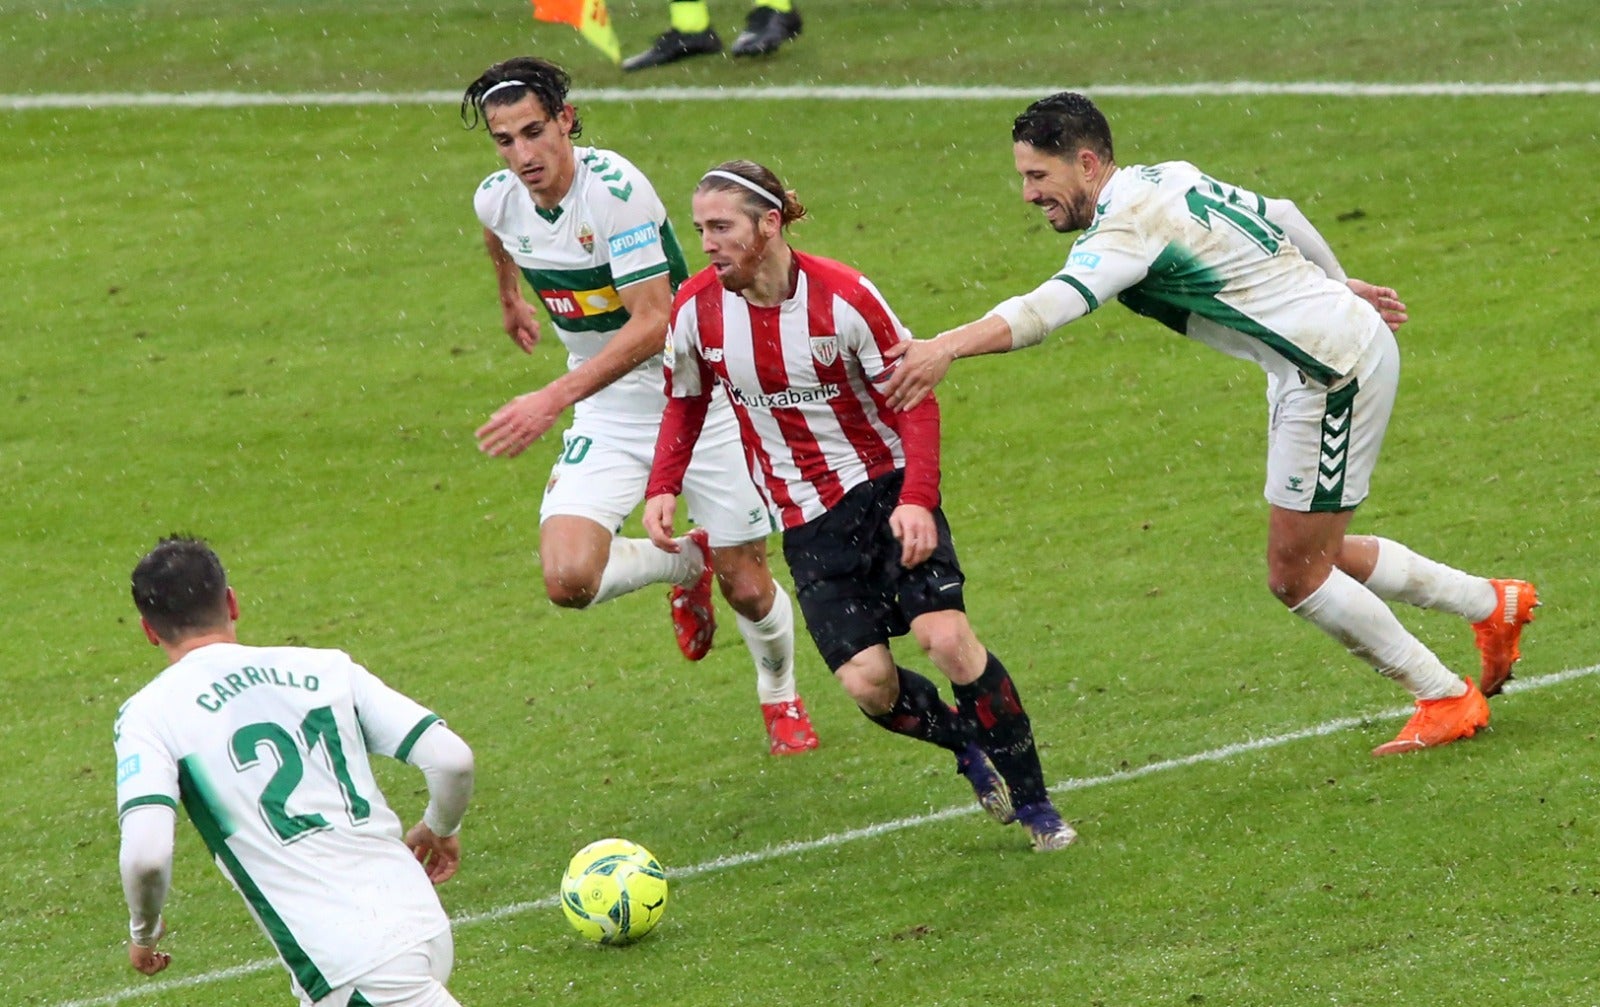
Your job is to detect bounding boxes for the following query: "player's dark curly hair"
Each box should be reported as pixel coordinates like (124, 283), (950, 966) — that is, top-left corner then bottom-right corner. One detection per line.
(131, 535), (230, 641)
(460, 56), (583, 137)
(695, 160), (808, 228)
(1012, 91), (1114, 162)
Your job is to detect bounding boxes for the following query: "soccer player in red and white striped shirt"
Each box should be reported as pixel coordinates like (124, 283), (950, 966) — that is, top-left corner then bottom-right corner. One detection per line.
(644, 161), (1075, 851)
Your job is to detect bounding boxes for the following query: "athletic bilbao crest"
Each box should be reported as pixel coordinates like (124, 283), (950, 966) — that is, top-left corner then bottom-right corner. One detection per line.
(577, 223), (595, 254)
(809, 334), (839, 367)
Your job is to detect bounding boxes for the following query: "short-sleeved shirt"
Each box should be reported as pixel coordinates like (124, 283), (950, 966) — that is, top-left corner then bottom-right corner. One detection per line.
(660, 251), (930, 529)
(114, 643), (449, 1001)
(475, 146), (691, 432)
(1052, 161), (1379, 383)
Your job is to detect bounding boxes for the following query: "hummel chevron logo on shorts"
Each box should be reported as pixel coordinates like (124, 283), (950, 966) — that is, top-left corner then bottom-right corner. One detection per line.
(1311, 379), (1359, 511)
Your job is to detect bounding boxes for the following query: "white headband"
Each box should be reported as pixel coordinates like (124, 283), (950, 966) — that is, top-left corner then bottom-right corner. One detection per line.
(700, 170), (784, 209)
(479, 79), (528, 103)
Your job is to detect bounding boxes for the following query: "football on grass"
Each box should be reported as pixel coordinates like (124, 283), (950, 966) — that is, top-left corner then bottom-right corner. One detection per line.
(560, 838), (669, 945)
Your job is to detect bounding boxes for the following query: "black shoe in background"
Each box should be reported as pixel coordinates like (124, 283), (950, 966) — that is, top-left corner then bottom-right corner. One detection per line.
(621, 28), (723, 72)
(731, 6), (802, 57)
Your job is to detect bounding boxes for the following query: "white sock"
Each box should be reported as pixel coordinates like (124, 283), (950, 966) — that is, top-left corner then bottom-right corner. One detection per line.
(591, 536), (698, 606)
(1292, 567), (1466, 701)
(738, 583), (798, 704)
(1362, 538), (1497, 622)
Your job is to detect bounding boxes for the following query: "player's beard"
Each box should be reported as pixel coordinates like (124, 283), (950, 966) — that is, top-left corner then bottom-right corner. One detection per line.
(1067, 190), (1098, 231)
(716, 229), (772, 293)
(1044, 190), (1096, 233)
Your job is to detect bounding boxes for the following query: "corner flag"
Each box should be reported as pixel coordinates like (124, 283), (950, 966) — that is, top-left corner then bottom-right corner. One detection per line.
(531, 0), (622, 65)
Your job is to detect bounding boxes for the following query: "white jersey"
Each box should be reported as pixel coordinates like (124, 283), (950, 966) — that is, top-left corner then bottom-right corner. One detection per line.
(114, 643), (450, 1001)
(1054, 162), (1379, 383)
(475, 146), (691, 431)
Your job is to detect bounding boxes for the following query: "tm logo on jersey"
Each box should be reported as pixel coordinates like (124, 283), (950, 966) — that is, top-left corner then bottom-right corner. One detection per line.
(730, 384), (841, 409)
(539, 285), (623, 319)
(609, 223), (660, 258)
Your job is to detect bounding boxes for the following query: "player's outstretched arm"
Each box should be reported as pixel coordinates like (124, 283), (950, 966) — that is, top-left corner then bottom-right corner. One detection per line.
(1346, 278), (1408, 333)
(475, 386), (568, 458)
(476, 275), (674, 458)
(883, 314), (1016, 411)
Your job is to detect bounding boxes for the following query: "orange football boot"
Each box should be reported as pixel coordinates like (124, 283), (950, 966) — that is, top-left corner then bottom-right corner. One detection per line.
(1472, 579), (1539, 697)
(1372, 677), (1490, 756)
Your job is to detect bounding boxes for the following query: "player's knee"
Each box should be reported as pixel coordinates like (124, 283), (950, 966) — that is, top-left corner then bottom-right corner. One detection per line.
(834, 660), (894, 715)
(721, 580), (774, 621)
(543, 569), (599, 609)
(1266, 563), (1320, 608)
(913, 618), (976, 670)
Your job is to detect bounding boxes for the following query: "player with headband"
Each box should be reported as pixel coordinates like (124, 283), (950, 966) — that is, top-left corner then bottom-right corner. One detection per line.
(459, 58), (820, 757)
(645, 160), (1077, 851)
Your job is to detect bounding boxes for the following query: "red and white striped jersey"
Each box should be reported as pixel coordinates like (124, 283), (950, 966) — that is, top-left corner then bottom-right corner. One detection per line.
(649, 251), (940, 530)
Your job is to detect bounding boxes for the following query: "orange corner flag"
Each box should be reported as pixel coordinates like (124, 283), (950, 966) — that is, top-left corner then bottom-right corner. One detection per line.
(531, 0), (622, 65)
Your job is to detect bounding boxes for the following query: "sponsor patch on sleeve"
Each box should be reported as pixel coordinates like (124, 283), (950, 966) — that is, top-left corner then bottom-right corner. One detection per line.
(608, 222), (661, 258)
(117, 754), (141, 785)
(1068, 250), (1102, 269)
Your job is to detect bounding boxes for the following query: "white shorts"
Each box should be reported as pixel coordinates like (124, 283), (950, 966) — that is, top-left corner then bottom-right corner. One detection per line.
(1263, 322), (1397, 512)
(539, 402), (774, 548)
(307, 930), (457, 1007)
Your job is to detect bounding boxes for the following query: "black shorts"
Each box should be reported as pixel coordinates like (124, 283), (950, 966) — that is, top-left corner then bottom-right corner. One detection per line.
(781, 470), (966, 672)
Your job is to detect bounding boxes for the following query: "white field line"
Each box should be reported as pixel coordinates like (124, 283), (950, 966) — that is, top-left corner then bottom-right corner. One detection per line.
(5, 81), (1600, 110)
(58, 661), (1600, 1007)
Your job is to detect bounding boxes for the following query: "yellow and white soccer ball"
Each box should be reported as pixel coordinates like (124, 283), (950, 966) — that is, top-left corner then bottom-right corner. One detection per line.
(559, 838), (669, 945)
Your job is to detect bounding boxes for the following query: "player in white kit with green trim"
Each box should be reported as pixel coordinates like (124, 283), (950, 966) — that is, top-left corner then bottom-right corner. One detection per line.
(884, 92), (1537, 757)
(461, 57), (817, 755)
(115, 536), (475, 1006)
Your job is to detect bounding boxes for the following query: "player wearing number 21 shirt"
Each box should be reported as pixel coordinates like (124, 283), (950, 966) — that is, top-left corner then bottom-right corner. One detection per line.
(644, 161), (1075, 852)
(114, 537), (475, 1006)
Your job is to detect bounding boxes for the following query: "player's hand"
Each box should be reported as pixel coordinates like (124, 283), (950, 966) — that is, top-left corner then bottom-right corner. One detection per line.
(1347, 278), (1407, 333)
(404, 822), (462, 885)
(881, 337), (953, 412)
(644, 494), (680, 552)
(128, 920), (171, 976)
(476, 387), (563, 457)
(501, 297), (541, 353)
(889, 504), (937, 568)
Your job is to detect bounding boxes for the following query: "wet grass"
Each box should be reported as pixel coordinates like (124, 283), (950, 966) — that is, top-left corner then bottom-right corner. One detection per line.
(3, 3), (1599, 1005)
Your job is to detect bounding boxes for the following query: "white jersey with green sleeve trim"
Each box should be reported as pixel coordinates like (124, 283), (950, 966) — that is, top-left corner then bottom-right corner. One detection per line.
(475, 145), (691, 427)
(113, 643), (449, 1001)
(1053, 162), (1379, 383)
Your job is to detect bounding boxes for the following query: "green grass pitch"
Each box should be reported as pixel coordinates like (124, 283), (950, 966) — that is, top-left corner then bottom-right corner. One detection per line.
(3, 2), (1599, 1005)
